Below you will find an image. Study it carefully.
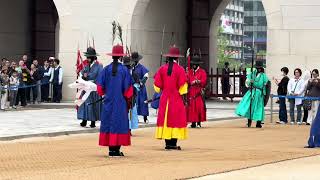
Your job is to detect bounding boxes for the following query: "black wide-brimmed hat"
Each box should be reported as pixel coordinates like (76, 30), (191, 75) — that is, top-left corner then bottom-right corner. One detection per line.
(131, 52), (143, 62)
(84, 47), (99, 57)
(122, 56), (132, 66)
(190, 55), (203, 65)
(255, 61), (264, 68)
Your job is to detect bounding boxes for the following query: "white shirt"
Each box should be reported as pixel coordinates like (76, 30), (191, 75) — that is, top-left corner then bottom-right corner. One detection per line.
(50, 65), (63, 84)
(287, 77), (306, 105)
(44, 66), (53, 77)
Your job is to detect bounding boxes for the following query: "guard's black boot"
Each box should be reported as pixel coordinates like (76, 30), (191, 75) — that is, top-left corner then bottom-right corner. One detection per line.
(197, 122), (201, 128)
(191, 122), (196, 128)
(168, 139), (181, 150)
(90, 121), (96, 128)
(80, 120), (87, 127)
(256, 121), (262, 128)
(247, 119), (252, 128)
(144, 116), (149, 124)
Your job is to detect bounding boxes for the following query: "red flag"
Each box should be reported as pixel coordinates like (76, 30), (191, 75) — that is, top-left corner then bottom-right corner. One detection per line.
(76, 49), (83, 75)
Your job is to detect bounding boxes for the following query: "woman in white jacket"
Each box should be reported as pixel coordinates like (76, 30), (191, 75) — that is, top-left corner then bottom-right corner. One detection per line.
(287, 68), (306, 125)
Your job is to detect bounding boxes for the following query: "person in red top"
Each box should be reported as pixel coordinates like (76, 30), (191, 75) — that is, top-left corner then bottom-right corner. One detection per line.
(153, 46), (188, 150)
(187, 55), (207, 128)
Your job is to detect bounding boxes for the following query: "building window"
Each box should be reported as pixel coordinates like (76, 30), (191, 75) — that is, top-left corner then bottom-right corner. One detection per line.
(244, 1), (253, 11)
(244, 17), (253, 25)
(257, 16), (267, 26)
(257, 32), (266, 39)
(257, 1), (265, 11)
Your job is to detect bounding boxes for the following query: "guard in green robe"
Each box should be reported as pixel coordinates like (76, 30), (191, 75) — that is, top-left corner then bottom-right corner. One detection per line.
(235, 61), (269, 128)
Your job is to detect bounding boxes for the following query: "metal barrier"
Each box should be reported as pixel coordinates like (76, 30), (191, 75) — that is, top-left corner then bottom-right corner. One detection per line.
(0, 82), (54, 102)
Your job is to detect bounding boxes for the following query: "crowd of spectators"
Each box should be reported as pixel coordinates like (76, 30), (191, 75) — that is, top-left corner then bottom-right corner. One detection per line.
(0, 55), (63, 111)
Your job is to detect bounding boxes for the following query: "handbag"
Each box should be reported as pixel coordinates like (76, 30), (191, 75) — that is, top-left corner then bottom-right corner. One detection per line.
(303, 90), (312, 110)
(303, 99), (312, 110)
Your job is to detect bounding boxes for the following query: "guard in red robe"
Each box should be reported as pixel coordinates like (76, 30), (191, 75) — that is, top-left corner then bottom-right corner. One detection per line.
(154, 46), (188, 150)
(96, 45), (133, 157)
(187, 55), (207, 128)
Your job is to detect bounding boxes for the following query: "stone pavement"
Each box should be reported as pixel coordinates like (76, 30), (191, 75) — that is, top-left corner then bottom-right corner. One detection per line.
(0, 100), (261, 140)
(195, 155), (320, 180)
(0, 120), (317, 179)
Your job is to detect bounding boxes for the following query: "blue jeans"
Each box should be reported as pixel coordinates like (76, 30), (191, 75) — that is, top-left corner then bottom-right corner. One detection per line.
(279, 97), (287, 123)
(289, 99), (302, 123)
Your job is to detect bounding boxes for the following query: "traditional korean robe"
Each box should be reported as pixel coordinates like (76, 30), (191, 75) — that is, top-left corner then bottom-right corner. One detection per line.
(132, 63), (149, 117)
(235, 70), (269, 122)
(77, 61), (103, 121)
(187, 67), (207, 123)
(308, 105), (320, 148)
(97, 62), (133, 146)
(154, 62), (188, 140)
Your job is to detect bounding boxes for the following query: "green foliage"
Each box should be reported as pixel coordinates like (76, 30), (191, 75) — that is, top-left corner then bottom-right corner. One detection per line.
(112, 21), (117, 45)
(117, 23), (124, 46)
(217, 27), (243, 70)
(256, 50), (266, 56)
(217, 27), (232, 65)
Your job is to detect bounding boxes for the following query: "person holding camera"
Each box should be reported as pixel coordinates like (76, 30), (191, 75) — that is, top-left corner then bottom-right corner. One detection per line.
(305, 69), (320, 125)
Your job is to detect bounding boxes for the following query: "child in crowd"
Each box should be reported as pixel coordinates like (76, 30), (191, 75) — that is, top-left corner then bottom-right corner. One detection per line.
(9, 71), (19, 109)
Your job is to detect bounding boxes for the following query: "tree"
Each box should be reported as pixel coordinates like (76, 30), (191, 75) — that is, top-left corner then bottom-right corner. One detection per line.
(216, 27), (243, 70)
(217, 27), (232, 69)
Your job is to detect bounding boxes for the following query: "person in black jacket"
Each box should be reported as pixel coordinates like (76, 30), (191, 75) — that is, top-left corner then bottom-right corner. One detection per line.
(275, 67), (290, 124)
(221, 62), (231, 100)
(30, 64), (42, 104)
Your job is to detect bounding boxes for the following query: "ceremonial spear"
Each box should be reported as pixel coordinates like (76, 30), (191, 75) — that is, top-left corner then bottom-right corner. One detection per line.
(159, 25), (166, 67)
(249, 0), (256, 127)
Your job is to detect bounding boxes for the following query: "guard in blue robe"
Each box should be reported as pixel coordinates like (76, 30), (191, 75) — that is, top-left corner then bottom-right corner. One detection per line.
(97, 45), (133, 157)
(151, 92), (161, 109)
(306, 104), (320, 148)
(78, 47), (103, 128)
(132, 52), (149, 123)
(123, 56), (139, 130)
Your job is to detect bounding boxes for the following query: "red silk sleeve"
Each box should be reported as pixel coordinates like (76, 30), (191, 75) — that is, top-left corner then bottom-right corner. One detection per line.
(97, 85), (105, 96)
(200, 69), (207, 88)
(124, 86), (133, 99)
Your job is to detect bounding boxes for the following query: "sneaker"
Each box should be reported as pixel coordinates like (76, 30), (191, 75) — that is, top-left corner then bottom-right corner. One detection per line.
(302, 122), (307, 125)
(306, 123), (311, 125)
(13, 106), (17, 109)
(277, 121), (287, 124)
(297, 122), (302, 125)
(290, 122), (295, 125)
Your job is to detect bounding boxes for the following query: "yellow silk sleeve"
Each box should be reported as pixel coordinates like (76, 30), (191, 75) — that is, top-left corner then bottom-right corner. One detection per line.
(179, 83), (188, 95)
(154, 85), (161, 93)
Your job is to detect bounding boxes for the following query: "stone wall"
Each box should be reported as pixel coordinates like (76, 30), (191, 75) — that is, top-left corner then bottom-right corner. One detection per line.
(51, 0), (320, 101)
